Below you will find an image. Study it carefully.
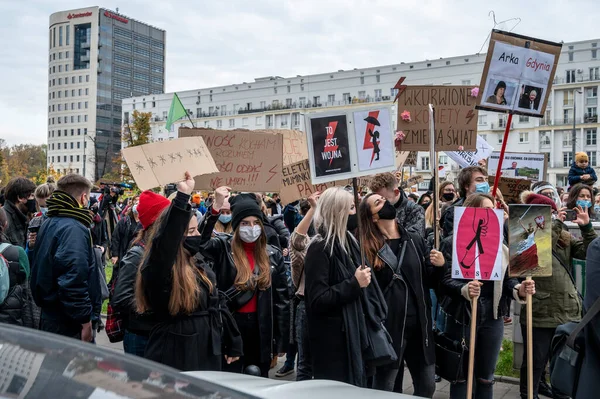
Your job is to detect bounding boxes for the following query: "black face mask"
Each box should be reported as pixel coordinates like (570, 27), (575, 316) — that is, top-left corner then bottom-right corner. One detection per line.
(442, 193), (455, 202)
(276, 198), (281, 204)
(346, 213), (358, 231)
(377, 200), (397, 220)
(26, 199), (37, 214)
(183, 236), (203, 256)
(421, 202), (431, 210)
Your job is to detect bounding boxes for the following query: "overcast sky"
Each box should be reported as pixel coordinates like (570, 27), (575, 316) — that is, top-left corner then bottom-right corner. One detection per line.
(0, 0), (598, 146)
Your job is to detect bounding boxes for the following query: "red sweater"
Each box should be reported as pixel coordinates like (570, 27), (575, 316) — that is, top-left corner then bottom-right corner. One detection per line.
(238, 242), (258, 313)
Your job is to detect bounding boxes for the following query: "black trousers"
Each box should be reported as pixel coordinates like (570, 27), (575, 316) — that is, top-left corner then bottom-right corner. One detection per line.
(223, 312), (270, 378)
(519, 325), (555, 398)
(41, 314), (81, 339)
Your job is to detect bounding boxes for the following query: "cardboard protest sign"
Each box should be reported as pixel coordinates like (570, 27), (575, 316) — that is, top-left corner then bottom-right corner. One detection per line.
(395, 151), (410, 169)
(353, 108), (395, 172)
(404, 151), (418, 167)
(122, 137), (218, 191)
(488, 176), (532, 204)
(487, 151), (547, 181)
(396, 86), (478, 151)
(446, 135), (494, 168)
(508, 205), (553, 278)
(178, 128), (283, 191)
(308, 114), (352, 180)
(452, 207), (505, 280)
(280, 159), (371, 202)
(401, 175), (424, 189)
(476, 30), (562, 117)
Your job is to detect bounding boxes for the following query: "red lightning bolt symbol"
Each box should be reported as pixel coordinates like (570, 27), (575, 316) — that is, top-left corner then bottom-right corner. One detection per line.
(393, 76), (407, 103)
(266, 164), (278, 183)
(466, 110), (475, 125)
(323, 121), (339, 166)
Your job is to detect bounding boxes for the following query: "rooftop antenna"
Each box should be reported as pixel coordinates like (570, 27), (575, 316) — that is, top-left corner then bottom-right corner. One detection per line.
(116, 7), (119, 13)
(476, 11), (522, 54)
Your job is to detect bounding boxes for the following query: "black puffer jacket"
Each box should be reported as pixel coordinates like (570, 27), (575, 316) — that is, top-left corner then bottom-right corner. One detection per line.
(199, 208), (290, 363)
(268, 214), (290, 249)
(110, 215), (138, 263)
(0, 243), (34, 328)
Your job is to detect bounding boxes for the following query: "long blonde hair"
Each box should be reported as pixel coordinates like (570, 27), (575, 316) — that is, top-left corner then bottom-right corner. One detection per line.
(135, 209), (213, 316)
(231, 219), (271, 290)
(314, 187), (353, 255)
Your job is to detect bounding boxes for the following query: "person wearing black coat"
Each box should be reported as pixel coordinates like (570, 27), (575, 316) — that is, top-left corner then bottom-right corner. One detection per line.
(136, 174), (243, 371)
(268, 214), (290, 250)
(358, 194), (446, 396)
(199, 189), (290, 378)
(304, 187), (386, 388)
(110, 208), (139, 267)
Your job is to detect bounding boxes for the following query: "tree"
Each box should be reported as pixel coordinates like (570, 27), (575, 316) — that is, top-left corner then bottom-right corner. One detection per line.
(102, 110), (153, 187)
(33, 164), (64, 185)
(0, 143), (47, 183)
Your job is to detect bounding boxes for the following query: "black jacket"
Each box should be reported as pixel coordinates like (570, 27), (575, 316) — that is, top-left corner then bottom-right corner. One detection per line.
(268, 214), (290, 249)
(111, 244), (157, 336)
(440, 197), (465, 238)
(30, 214), (100, 330)
(110, 215), (138, 263)
(3, 201), (28, 248)
(140, 192), (243, 371)
(0, 243), (34, 328)
(372, 224), (444, 366)
(199, 208), (290, 363)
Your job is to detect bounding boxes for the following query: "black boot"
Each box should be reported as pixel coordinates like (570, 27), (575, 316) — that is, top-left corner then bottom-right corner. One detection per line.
(538, 379), (553, 398)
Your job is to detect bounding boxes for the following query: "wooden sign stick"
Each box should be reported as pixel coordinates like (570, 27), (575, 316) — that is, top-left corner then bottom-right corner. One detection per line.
(467, 284), (479, 399)
(526, 275), (534, 399)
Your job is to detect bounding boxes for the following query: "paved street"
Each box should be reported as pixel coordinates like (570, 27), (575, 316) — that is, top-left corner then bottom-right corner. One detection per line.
(96, 327), (522, 398)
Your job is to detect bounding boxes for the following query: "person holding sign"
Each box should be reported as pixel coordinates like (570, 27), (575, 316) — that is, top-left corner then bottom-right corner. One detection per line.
(135, 172), (243, 371)
(518, 192), (597, 399)
(198, 188), (290, 378)
(358, 194), (445, 396)
(439, 193), (535, 399)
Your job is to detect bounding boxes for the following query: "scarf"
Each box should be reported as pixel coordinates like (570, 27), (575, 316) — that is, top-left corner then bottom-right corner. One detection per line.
(47, 191), (94, 227)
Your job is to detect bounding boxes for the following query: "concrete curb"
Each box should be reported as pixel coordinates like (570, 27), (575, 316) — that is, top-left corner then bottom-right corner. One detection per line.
(494, 375), (520, 385)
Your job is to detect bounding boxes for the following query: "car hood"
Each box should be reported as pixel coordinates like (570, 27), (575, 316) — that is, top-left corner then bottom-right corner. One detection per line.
(185, 371), (418, 399)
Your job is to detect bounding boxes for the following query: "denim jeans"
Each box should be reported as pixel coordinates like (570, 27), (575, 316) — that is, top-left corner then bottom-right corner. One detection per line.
(295, 300), (313, 381)
(392, 320), (437, 398)
(372, 366), (399, 392)
(430, 289), (447, 332)
(446, 297), (504, 399)
(123, 330), (149, 357)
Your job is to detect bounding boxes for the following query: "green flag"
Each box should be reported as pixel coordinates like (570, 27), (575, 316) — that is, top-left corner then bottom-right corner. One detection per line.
(165, 93), (187, 131)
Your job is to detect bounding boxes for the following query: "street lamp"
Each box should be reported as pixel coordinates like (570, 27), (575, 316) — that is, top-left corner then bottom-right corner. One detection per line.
(572, 89), (582, 164)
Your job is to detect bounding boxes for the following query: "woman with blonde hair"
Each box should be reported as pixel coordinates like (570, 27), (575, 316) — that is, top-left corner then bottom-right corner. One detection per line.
(304, 187), (387, 387)
(135, 172), (242, 371)
(199, 187), (289, 377)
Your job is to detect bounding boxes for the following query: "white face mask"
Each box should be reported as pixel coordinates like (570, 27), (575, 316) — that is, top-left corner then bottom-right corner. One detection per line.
(239, 225), (262, 243)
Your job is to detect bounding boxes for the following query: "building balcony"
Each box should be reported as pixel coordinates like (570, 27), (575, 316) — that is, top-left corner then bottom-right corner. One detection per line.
(553, 74), (600, 84)
(586, 98), (598, 106)
(81, 41), (91, 49)
(540, 117), (588, 126)
(81, 54), (90, 62)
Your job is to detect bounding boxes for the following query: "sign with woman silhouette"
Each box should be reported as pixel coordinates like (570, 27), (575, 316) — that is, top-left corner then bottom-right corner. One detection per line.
(353, 108), (395, 172)
(508, 204), (552, 277)
(452, 207), (505, 280)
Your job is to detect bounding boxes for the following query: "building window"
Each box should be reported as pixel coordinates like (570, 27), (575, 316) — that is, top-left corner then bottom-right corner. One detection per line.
(564, 109), (572, 124)
(70, 143), (74, 149)
(374, 89), (382, 99)
(421, 156), (430, 171)
(256, 116), (262, 125)
(59, 26), (63, 46)
(292, 112), (300, 126)
(590, 67), (600, 81)
(439, 155), (448, 165)
(76, 155), (80, 161)
(586, 128), (597, 145)
(587, 151), (598, 166)
(376, 75), (381, 83)
(462, 79), (471, 85)
(287, 85), (291, 93)
(360, 77), (364, 85)
(286, 98), (293, 107)
(358, 91), (366, 100)
(540, 131), (551, 147)
(566, 70), (576, 83)
(328, 94), (335, 103)
(563, 152), (573, 167)
(563, 132), (573, 147)
(229, 119), (235, 128)
(568, 52), (574, 62)
(519, 132), (529, 143)
(242, 117), (249, 127)
(216, 120), (222, 128)
(274, 87), (277, 94)
(65, 50), (69, 58)
(519, 115), (530, 122)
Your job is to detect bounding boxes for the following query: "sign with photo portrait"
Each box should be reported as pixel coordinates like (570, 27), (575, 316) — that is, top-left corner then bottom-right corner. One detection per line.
(476, 30), (562, 117)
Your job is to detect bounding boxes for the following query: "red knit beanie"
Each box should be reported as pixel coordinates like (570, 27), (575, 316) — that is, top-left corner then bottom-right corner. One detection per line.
(137, 190), (171, 229)
(520, 191), (557, 212)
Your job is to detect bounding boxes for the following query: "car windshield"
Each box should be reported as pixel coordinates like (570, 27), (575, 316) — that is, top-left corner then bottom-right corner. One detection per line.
(0, 324), (254, 399)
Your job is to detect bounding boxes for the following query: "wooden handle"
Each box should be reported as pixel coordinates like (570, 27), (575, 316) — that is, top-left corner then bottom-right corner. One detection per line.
(467, 280), (479, 399)
(526, 276), (533, 399)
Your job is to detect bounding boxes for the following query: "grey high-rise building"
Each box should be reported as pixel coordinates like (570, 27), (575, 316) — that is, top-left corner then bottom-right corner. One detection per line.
(48, 7), (166, 181)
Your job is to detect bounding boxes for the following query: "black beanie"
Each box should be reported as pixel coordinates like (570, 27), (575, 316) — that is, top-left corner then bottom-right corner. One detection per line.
(230, 193), (264, 231)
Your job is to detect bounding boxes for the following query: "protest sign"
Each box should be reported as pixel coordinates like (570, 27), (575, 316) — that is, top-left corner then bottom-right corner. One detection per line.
(404, 151), (418, 167)
(508, 205), (553, 278)
(476, 30), (562, 117)
(353, 108), (395, 172)
(487, 151), (547, 181)
(446, 135), (494, 168)
(488, 176), (532, 204)
(395, 151), (410, 169)
(179, 128), (283, 191)
(280, 159), (372, 202)
(401, 175), (424, 189)
(396, 86), (478, 151)
(122, 137), (218, 191)
(306, 108), (396, 184)
(452, 207), (505, 281)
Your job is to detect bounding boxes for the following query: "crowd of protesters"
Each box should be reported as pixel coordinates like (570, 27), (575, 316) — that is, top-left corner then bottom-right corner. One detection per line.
(0, 163), (598, 399)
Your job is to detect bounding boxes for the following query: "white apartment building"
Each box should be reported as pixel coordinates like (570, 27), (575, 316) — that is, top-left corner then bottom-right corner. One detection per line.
(47, 7), (165, 181)
(122, 38), (600, 188)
